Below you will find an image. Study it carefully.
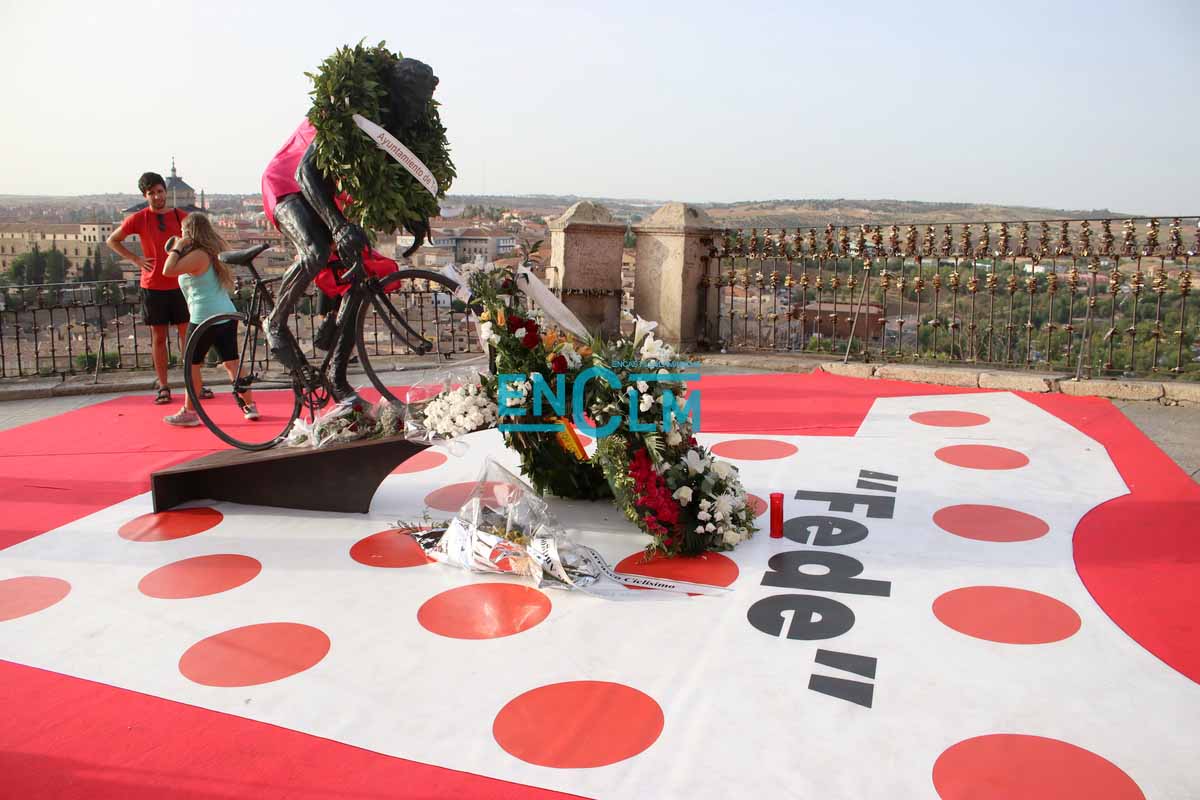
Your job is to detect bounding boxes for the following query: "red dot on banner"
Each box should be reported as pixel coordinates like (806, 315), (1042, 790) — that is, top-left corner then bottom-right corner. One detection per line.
(911, 410), (991, 427)
(935, 444), (1029, 470)
(424, 481), (511, 513)
(179, 623), (330, 687)
(138, 554), (261, 599)
(747, 494), (768, 518)
(933, 586), (1081, 644)
(615, 551), (739, 595)
(933, 734), (1145, 800)
(933, 504), (1050, 542)
(494, 681), (664, 768)
(391, 450), (447, 475)
(710, 439), (798, 461)
(0, 577), (71, 622)
(350, 528), (433, 568)
(418, 583), (551, 639)
(119, 507), (223, 542)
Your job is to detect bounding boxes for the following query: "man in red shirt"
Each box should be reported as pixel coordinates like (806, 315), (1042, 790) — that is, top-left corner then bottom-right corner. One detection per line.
(106, 172), (190, 405)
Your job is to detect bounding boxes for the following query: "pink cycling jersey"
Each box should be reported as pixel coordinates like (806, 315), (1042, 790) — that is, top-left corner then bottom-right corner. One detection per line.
(261, 119), (317, 229)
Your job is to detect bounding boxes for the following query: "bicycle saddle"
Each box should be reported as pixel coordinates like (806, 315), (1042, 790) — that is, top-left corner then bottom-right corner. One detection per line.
(219, 243), (272, 266)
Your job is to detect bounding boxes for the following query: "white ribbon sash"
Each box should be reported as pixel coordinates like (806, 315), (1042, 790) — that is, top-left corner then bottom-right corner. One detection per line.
(352, 114), (439, 198)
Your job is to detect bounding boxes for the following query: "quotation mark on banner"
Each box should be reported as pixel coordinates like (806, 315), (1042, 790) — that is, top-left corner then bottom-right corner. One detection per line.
(809, 648), (878, 708)
(856, 469), (899, 493)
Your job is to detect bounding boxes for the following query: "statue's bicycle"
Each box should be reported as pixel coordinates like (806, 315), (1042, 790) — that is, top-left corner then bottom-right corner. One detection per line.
(183, 243), (462, 451)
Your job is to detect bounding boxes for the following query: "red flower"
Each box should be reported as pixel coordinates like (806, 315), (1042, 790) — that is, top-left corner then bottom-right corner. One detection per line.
(353, 403), (364, 414)
(506, 314), (525, 333)
(522, 329), (540, 348)
(550, 354), (568, 373)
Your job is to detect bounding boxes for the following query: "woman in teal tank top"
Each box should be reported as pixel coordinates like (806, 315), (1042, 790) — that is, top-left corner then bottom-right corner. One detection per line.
(162, 214), (258, 426)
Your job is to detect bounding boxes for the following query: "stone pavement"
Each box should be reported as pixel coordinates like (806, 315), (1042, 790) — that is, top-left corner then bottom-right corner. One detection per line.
(1, 355), (1197, 483)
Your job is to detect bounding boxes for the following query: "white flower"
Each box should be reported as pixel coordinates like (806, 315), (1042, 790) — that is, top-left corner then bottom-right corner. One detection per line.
(637, 380), (649, 393)
(722, 529), (741, 546)
(697, 510), (711, 521)
(672, 486), (693, 504)
(640, 334), (670, 363)
(695, 525), (707, 534)
(711, 460), (733, 480)
(705, 523), (716, 532)
(658, 368), (670, 378)
(666, 429), (682, 446)
(714, 494), (734, 519)
(639, 393), (654, 413)
(683, 449), (707, 475)
(633, 316), (658, 346)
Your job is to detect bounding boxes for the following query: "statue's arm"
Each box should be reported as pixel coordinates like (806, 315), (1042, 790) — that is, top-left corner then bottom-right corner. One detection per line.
(295, 142), (351, 235)
(296, 141), (368, 263)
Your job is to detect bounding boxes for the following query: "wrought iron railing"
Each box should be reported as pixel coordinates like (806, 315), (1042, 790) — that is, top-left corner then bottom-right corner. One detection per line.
(702, 217), (1198, 379)
(0, 275), (479, 379)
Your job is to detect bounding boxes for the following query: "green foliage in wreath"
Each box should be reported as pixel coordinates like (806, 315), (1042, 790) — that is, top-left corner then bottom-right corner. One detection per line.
(305, 40), (456, 234)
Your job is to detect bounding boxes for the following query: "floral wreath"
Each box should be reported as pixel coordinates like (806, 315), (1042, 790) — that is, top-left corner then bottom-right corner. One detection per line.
(455, 263), (757, 558)
(306, 40), (456, 234)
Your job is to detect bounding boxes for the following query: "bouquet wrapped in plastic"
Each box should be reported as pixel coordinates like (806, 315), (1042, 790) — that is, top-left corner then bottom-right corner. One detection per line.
(402, 365), (497, 455)
(412, 459), (730, 598)
(286, 396), (405, 449)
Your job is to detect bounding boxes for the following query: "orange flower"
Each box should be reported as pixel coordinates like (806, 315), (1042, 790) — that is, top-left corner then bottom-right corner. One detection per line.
(496, 308), (506, 328)
(479, 310), (491, 322)
(577, 345), (593, 358)
(541, 329), (559, 349)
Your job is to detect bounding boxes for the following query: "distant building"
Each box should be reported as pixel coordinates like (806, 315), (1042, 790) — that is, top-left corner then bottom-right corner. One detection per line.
(396, 226), (515, 264)
(0, 221), (117, 279)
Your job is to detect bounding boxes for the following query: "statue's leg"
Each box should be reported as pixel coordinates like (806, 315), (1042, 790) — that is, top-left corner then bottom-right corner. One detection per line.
(269, 195), (333, 370)
(327, 290), (364, 403)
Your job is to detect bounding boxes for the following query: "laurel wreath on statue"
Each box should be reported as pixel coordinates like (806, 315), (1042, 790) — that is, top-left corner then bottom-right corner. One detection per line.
(305, 40), (456, 234)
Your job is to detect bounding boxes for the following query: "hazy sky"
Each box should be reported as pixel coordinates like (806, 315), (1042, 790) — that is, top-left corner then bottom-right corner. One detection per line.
(2, 0), (1197, 213)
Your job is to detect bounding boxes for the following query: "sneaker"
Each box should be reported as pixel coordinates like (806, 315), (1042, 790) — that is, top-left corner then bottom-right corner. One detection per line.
(243, 403), (260, 421)
(164, 409), (201, 427)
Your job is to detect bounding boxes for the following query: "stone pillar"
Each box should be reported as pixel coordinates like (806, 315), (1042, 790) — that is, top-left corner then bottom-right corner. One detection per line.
(548, 201), (625, 338)
(632, 203), (718, 351)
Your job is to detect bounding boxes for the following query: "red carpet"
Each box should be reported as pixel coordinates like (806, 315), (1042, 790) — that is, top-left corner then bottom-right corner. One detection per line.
(0, 373), (1196, 798)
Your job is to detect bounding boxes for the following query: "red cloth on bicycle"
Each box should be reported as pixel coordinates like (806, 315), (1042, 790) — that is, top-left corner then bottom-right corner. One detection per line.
(314, 249), (398, 297)
(262, 118), (399, 297)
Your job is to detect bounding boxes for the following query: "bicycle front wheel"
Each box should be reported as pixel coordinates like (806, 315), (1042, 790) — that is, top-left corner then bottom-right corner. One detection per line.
(355, 269), (466, 405)
(185, 313), (302, 451)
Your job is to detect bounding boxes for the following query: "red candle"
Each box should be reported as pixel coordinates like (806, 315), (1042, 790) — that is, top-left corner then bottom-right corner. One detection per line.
(770, 492), (784, 538)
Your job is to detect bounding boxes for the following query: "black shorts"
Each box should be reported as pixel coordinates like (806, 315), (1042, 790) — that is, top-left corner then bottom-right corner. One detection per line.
(188, 320), (240, 365)
(141, 288), (190, 326)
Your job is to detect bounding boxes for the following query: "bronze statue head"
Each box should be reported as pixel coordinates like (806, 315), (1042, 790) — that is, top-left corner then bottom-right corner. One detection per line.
(382, 58), (438, 133)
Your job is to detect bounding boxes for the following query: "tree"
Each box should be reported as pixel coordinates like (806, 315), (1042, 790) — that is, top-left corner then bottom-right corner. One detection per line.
(78, 257), (94, 283)
(45, 248), (68, 284)
(7, 246), (46, 285)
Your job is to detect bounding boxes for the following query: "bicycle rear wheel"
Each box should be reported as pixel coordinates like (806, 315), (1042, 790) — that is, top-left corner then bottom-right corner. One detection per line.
(354, 269), (465, 405)
(185, 313), (302, 451)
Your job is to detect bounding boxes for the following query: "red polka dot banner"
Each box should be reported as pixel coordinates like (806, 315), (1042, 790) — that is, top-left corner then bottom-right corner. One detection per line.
(1, 378), (1194, 799)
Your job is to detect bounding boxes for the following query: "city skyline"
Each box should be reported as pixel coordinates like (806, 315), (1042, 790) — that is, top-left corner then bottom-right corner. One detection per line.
(2, 0), (1197, 215)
